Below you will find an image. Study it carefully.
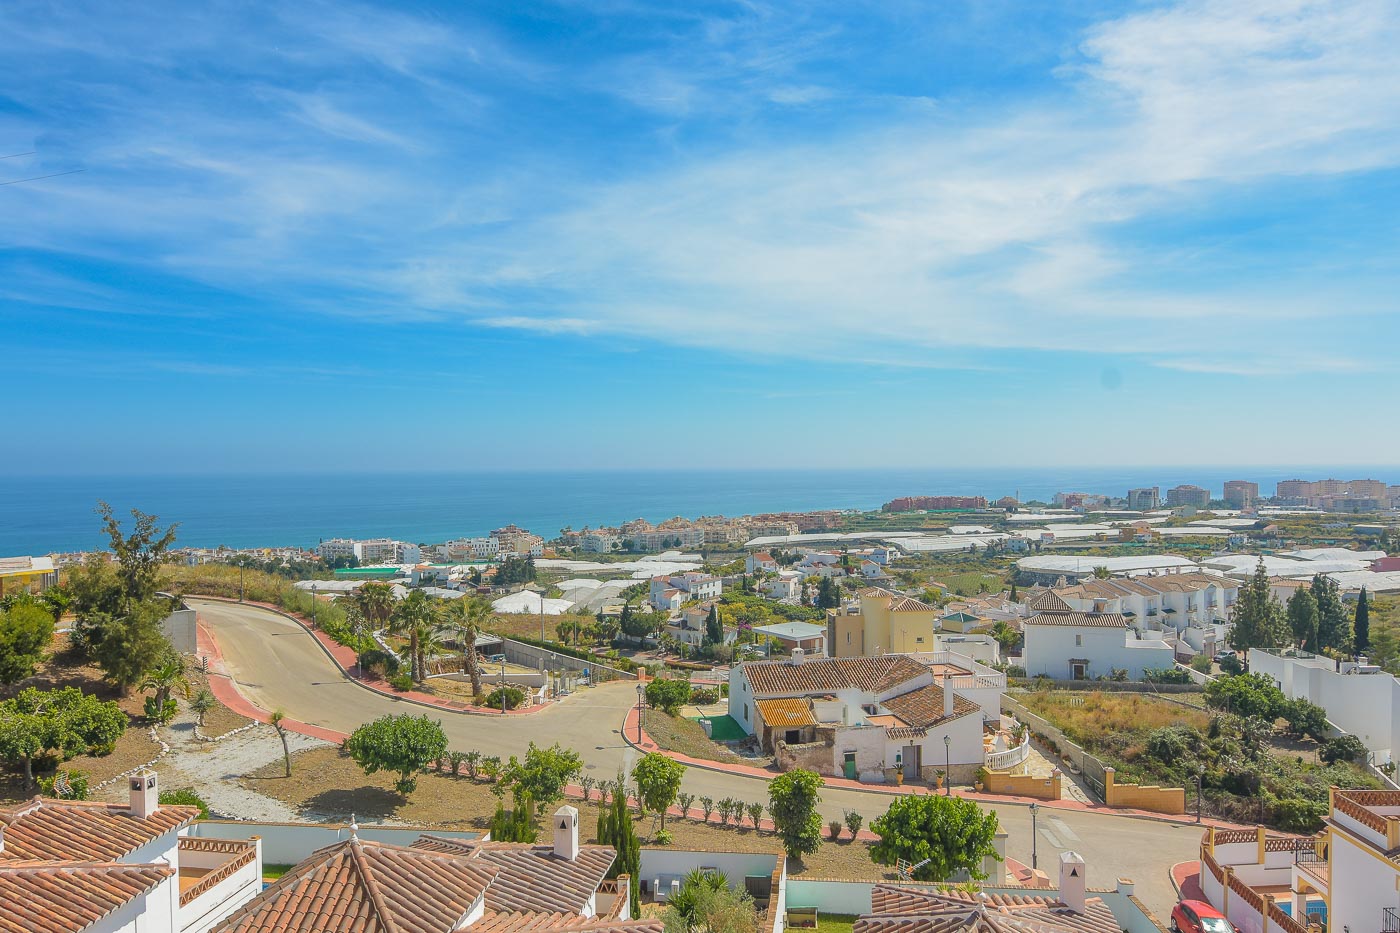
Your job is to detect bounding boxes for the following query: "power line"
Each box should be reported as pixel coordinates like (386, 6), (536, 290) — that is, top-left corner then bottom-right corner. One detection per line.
(0, 151), (36, 160)
(0, 168), (85, 187)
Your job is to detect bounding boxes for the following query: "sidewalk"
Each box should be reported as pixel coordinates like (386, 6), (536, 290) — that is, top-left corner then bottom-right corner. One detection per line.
(622, 705), (1251, 831)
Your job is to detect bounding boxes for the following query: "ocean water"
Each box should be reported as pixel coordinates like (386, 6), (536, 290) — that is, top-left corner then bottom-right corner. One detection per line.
(0, 467), (1393, 555)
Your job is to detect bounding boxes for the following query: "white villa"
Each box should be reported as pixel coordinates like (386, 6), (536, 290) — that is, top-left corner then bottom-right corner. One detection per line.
(1052, 572), (1238, 658)
(649, 572), (721, 611)
(1250, 647), (1399, 766)
(1021, 592), (1174, 681)
(727, 653), (1007, 784)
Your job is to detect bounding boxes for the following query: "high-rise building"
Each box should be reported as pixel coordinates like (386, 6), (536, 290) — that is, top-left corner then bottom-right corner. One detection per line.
(1222, 480), (1258, 509)
(1127, 487), (1160, 510)
(1166, 485), (1211, 509)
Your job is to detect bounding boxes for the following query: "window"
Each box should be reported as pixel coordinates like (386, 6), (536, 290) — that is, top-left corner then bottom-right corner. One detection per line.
(785, 729), (801, 744)
(1075, 634), (1082, 646)
(743, 704), (748, 720)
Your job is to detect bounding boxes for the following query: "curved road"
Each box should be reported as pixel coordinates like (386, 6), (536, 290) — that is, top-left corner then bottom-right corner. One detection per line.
(192, 598), (1197, 916)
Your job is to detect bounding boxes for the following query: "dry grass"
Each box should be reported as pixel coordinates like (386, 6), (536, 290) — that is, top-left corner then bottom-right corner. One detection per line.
(1017, 690), (1210, 748)
(641, 709), (760, 766)
(242, 746), (886, 880)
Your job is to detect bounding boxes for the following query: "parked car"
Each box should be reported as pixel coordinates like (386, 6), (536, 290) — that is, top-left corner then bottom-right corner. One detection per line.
(1171, 900), (1238, 933)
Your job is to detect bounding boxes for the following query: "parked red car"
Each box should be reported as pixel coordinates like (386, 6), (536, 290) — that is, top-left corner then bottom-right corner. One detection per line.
(1171, 900), (1239, 933)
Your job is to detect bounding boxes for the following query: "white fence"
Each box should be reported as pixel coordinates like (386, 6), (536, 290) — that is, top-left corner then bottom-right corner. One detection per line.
(985, 733), (1031, 771)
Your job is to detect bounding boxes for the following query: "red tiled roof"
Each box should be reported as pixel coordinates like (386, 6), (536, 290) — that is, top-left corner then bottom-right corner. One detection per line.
(880, 684), (979, 733)
(742, 655), (928, 697)
(858, 884), (1120, 933)
(214, 838), (498, 933)
(887, 596), (935, 613)
(0, 860), (174, 933)
(410, 838), (615, 915)
(0, 797), (198, 863)
(1023, 612), (1127, 628)
(470, 912), (661, 933)
(1027, 591), (1073, 612)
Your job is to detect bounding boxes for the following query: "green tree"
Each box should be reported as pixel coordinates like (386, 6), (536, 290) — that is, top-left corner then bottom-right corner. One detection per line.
(632, 752), (685, 831)
(1355, 587), (1371, 653)
(1286, 587), (1319, 652)
(0, 602), (56, 684)
(437, 596), (493, 697)
(390, 589), (434, 682)
(0, 687), (126, 788)
(139, 653), (189, 721)
(870, 794), (1001, 882)
(96, 502), (179, 605)
(1280, 697), (1329, 742)
(270, 710), (293, 777)
(1311, 574), (1352, 654)
(598, 775), (641, 916)
(1227, 560), (1288, 652)
(1091, 566), (1111, 579)
(352, 582), (397, 632)
(1320, 734), (1368, 764)
(489, 792), (538, 843)
(663, 870), (756, 933)
(499, 742), (583, 806)
(990, 620), (1020, 656)
(1204, 672), (1284, 719)
(767, 769), (823, 859)
(815, 576), (841, 610)
(189, 689), (216, 728)
(704, 605), (723, 646)
(494, 556), (537, 586)
(646, 678), (692, 715)
(343, 714), (448, 795)
(90, 599), (175, 695)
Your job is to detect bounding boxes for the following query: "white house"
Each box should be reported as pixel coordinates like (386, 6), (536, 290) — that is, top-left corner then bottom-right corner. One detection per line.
(1249, 647), (1400, 765)
(860, 559), (891, 580)
(745, 552), (778, 574)
(1053, 573), (1237, 658)
(649, 572), (721, 611)
(759, 571), (802, 601)
(1021, 591), (1174, 680)
(727, 653), (987, 784)
(0, 770), (262, 933)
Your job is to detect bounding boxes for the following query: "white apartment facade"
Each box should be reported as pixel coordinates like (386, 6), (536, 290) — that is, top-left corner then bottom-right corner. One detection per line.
(649, 572), (721, 610)
(1250, 648), (1400, 765)
(318, 538), (422, 564)
(1021, 592), (1174, 680)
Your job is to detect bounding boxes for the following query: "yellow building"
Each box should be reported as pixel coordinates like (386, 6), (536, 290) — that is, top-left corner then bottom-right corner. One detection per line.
(826, 586), (941, 657)
(0, 556), (58, 596)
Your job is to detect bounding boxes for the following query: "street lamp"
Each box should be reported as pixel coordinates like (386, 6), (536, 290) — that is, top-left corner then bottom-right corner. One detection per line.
(500, 654), (507, 716)
(1194, 770), (1203, 824)
(1029, 803), (1039, 871)
(636, 683), (645, 743)
(943, 735), (951, 796)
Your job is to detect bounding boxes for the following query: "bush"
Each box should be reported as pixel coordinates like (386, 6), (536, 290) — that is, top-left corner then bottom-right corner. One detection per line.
(1143, 667), (1192, 684)
(486, 686), (526, 710)
(828, 819), (843, 840)
(1218, 653), (1246, 676)
(689, 687), (720, 706)
(388, 673), (414, 691)
(1320, 735), (1368, 765)
(38, 769), (90, 800)
(1271, 797), (1325, 833)
(160, 788), (210, 819)
(357, 648), (400, 678)
(1189, 655), (1214, 674)
(646, 678), (692, 715)
(1205, 672), (1284, 720)
(1280, 698), (1330, 742)
(144, 696), (178, 723)
(1006, 665), (1027, 678)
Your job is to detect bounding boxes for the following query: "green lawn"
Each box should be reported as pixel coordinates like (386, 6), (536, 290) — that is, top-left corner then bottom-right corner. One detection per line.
(812, 913), (858, 933)
(262, 864), (294, 881)
(692, 714), (746, 741)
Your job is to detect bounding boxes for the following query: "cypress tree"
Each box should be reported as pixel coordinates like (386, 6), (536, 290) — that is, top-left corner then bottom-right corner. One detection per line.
(1355, 587), (1371, 653)
(1311, 574), (1352, 654)
(705, 605), (723, 646)
(1286, 588), (1319, 652)
(1228, 559), (1288, 653)
(598, 777), (640, 915)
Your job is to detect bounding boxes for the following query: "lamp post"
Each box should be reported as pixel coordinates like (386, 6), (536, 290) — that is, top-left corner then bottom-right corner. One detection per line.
(636, 683), (645, 744)
(310, 585), (317, 624)
(500, 654), (507, 716)
(1194, 770), (1203, 824)
(238, 564), (244, 603)
(1029, 803), (1039, 871)
(943, 735), (951, 796)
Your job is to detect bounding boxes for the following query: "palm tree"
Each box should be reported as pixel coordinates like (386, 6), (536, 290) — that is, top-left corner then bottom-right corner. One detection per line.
(391, 590), (434, 682)
(189, 689), (216, 728)
(140, 656), (189, 716)
(437, 596), (493, 697)
(416, 621), (449, 677)
(353, 582), (396, 633)
(270, 709), (292, 777)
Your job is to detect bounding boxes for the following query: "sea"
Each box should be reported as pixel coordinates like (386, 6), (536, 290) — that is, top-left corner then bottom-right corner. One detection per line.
(1, 467), (1395, 556)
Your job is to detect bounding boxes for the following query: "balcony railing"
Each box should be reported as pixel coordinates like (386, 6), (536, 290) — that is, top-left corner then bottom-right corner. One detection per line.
(1383, 907), (1399, 933)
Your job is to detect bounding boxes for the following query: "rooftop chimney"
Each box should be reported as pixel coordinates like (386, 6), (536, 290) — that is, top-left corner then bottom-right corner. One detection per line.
(0, 823), (5, 855)
(128, 769), (159, 819)
(1058, 851), (1086, 914)
(554, 804), (579, 862)
(790, 648), (805, 665)
(942, 674), (954, 718)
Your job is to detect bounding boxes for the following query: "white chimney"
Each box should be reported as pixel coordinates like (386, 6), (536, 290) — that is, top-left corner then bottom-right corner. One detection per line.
(553, 804), (579, 861)
(128, 769), (159, 819)
(942, 674), (954, 718)
(0, 823), (5, 854)
(1058, 851), (1086, 914)
(790, 648), (805, 665)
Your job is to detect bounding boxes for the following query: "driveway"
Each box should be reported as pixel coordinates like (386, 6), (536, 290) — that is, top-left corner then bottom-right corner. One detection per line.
(191, 598), (1197, 917)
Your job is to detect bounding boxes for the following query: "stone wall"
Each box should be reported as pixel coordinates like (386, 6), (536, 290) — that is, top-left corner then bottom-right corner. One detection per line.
(1103, 767), (1184, 814)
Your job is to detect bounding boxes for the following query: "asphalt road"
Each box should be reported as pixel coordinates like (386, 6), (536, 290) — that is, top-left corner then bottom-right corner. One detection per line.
(190, 598), (1198, 917)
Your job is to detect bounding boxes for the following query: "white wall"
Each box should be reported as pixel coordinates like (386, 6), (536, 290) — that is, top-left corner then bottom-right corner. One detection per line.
(1250, 649), (1400, 762)
(183, 822), (479, 865)
(92, 874), (179, 933)
(1329, 828), (1400, 933)
(1023, 625), (1174, 680)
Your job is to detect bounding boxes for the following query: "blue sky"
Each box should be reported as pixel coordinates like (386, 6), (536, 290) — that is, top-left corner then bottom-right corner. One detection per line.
(3, 0), (1399, 473)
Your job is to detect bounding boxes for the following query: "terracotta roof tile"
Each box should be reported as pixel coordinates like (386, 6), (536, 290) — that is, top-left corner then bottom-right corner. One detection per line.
(0, 797), (198, 863)
(0, 860), (174, 933)
(742, 656), (928, 697)
(1026, 591), (1073, 612)
(887, 597), (936, 613)
(410, 838), (615, 916)
(471, 911), (662, 933)
(755, 698), (817, 727)
(859, 884), (1120, 933)
(214, 838), (498, 933)
(1023, 612), (1127, 629)
(880, 684), (979, 732)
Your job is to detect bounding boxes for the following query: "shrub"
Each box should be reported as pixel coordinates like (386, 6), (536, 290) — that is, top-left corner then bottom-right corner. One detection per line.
(486, 686), (526, 710)
(357, 648), (400, 678)
(1143, 667), (1192, 685)
(1280, 698), (1330, 742)
(645, 679), (692, 715)
(1189, 655), (1214, 674)
(1006, 665), (1027, 678)
(144, 696), (178, 723)
(1271, 797), (1326, 833)
(828, 819), (843, 840)
(388, 673), (414, 691)
(1320, 735), (1368, 765)
(38, 769), (90, 800)
(844, 810), (863, 837)
(689, 687), (720, 706)
(677, 792), (695, 818)
(1219, 653), (1246, 676)
(160, 788), (210, 819)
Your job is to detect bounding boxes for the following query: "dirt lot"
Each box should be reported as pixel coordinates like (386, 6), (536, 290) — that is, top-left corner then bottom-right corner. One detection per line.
(641, 709), (769, 767)
(243, 746), (888, 880)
